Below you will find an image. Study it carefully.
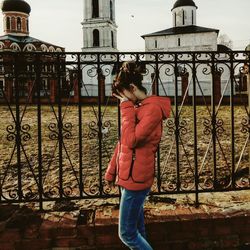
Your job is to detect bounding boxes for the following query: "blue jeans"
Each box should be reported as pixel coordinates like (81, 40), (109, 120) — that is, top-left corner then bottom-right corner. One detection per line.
(119, 187), (153, 250)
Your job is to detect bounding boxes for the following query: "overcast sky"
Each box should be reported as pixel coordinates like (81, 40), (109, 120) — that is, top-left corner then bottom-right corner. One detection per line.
(1, 0), (249, 51)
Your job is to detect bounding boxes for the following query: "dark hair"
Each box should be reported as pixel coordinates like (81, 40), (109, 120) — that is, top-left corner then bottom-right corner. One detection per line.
(112, 61), (147, 95)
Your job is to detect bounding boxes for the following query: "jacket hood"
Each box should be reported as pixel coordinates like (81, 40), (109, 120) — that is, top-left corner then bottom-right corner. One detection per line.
(140, 95), (171, 120)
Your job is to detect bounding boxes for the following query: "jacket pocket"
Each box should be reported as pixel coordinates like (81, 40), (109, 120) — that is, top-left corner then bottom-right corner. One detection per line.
(131, 155), (155, 183)
(117, 152), (133, 181)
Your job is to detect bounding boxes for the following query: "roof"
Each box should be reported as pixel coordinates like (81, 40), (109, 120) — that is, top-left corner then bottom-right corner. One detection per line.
(172, 0), (197, 10)
(0, 34), (64, 49)
(142, 25), (219, 38)
(1, 0), (31, 14)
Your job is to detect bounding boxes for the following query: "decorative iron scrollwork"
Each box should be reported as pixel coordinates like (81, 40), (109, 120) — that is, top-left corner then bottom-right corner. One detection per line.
(179, 120), (188, 136)
(241, 117), (249, 134)
(6, 124), (16, 141)
(102, 121), (111, 138)
(48, 122), (73, 140)
(63, 123), (73, 139)
(203, 118), (225, 136)
(63, 186), (74, 197)
(88, 121), (98, 139)
(1, 188), (19, 201)
(43, 186), (60, 199)
(166, 118), (175, 136)
(88, 120), (111, 139)
(165, 118), (188, 136)
(21, 124), (31, 141)
(24, 188), (38, 200)
(87, 177), (100, 195)
(6, 124), (31, 142)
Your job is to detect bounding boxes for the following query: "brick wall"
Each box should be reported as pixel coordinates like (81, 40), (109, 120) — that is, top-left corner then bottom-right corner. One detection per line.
(0, 201), (249, 250)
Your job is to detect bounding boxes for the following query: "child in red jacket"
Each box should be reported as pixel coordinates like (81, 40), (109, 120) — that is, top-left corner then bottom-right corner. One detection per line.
(105, 61), (171, 250)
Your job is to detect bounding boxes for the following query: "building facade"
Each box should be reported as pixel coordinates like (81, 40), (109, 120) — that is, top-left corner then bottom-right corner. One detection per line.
(142, 0), (219, 52)
(81, 0), (118, 97)
(82, 0), (118, 52)
(141, 0), (232, 100)
(0, 0), (65, 103)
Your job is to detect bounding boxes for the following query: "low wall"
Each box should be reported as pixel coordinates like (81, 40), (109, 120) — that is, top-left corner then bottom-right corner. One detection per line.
(0, 192), (250, 250)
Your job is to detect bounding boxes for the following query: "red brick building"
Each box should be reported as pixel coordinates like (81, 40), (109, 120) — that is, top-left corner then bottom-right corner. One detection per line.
(0, 0), (65, 103)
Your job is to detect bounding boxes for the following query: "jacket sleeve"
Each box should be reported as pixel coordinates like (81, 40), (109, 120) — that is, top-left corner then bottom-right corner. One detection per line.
(120, 101), (163, 149)
(105, 141), (119, 182)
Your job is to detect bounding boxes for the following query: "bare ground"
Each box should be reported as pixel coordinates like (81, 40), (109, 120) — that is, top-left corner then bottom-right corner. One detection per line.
(0, 104), (249, 201)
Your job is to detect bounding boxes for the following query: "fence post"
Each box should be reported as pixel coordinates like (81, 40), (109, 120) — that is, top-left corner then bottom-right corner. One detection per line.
(247, 67), (250, 167)
(73, 77), (79, 103)
(98, 69), (106, 104)
(214, 70), (222, 105)
(50, 79), (56, 103)
(5, 79), (13, 103)
(181, 72), (189, 104)
(151, 69), (159, 95)
(27, 80), (33, 104)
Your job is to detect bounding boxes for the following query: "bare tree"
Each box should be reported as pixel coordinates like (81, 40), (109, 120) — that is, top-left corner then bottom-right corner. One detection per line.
(218, 34), (233, 49)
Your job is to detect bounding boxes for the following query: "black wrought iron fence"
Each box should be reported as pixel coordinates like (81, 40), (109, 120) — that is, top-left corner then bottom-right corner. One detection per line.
(0, 51), (249, 210)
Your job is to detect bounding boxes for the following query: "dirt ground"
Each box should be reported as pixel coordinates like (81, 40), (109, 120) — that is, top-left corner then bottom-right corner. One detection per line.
(0, 104), (249, 201)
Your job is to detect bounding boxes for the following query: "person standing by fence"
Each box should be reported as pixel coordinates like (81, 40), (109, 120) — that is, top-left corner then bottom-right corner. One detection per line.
(105, 61), (171, 250)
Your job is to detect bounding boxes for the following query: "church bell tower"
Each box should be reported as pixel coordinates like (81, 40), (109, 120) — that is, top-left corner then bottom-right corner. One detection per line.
(82, 0), (118, 52)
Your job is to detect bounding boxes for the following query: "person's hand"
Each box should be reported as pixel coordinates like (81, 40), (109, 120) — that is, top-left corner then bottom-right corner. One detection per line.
(112, 90), (129, 103)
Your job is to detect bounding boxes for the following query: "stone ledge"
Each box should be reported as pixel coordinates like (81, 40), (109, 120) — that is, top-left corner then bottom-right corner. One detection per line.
(0, 190), (249, 250)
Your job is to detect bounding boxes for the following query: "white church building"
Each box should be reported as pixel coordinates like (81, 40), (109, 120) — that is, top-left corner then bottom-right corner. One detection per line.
(80, 0), (233, 99)
(81, 0), (118, 97)
(142, 0), (220, 52)
(141, 0), (232, 98)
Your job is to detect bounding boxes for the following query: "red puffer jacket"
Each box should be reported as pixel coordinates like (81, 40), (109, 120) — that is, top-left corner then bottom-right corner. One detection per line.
(105, 95), (171, 190)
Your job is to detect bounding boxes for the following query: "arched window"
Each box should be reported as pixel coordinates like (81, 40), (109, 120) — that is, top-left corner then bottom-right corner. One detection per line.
(192, 10), (194, 25)
(92, 0), (99, 18)
(178, 38), (181, 47)
(6, 17), (10, 30)
(17, 17), (21, 31)
(110, 0), (113, 21)
(26, 19), (29, 32)
(182, 10), (185, 25)
(174, 12), (176, 27)
(111, 31), (114, 47)
(93, 29), (100, 47)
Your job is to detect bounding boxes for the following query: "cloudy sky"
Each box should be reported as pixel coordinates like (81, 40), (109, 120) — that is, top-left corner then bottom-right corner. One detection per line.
(1, 0), (249, 51)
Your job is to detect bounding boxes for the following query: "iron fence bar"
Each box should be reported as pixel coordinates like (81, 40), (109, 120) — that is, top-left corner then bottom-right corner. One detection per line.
(192, 53), (199, 206)
(77, 54), (84, 198)
(116, 53), (122, 201)
(248, 52), (250, 169)
(56, 55), (64, 198)
(155, 53), (162, 193)
(97, 54), (103, 195)
(211, 53), (217, 188)
(35, 54), (43, 210)
(230, 52), (236, 188)
(14, 54), (23, 202)
(117, 53), (121, 140)
(174, 54), (181, 191)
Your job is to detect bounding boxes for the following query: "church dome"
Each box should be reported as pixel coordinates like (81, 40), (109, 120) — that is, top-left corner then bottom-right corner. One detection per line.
(1, 0), (31, 14)
(172, 0), (197, 10)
